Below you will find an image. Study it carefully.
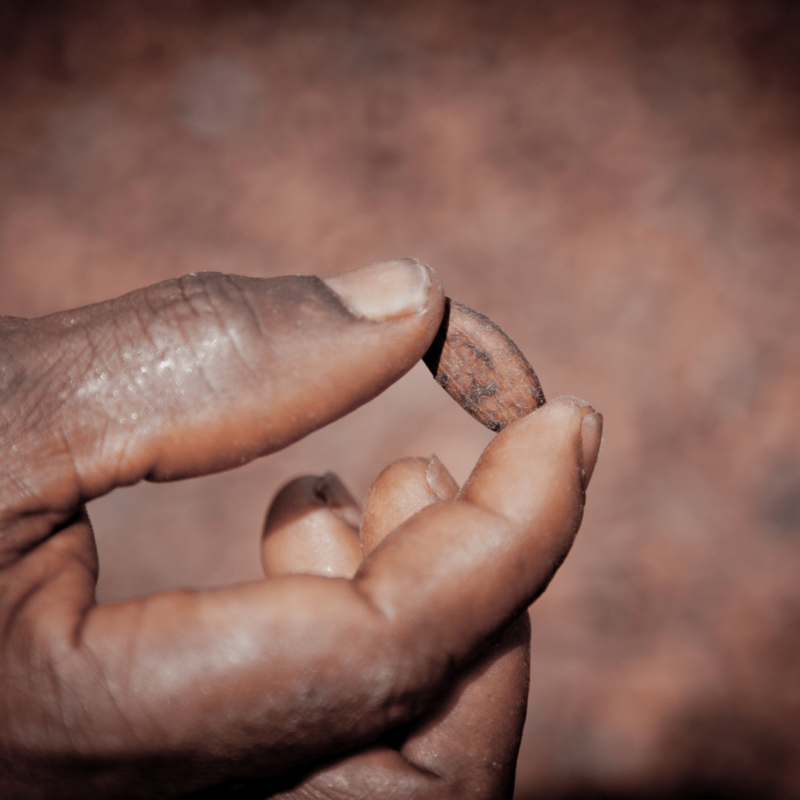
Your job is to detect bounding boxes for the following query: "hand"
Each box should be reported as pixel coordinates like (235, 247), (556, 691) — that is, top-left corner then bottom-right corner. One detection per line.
(0, 259), (602, 798)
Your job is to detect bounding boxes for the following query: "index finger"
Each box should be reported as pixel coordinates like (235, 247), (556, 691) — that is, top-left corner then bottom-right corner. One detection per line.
(0, 395), (600, 798)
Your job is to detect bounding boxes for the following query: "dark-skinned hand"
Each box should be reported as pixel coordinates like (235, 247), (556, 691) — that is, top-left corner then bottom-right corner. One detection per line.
(0, 259), (602, 798)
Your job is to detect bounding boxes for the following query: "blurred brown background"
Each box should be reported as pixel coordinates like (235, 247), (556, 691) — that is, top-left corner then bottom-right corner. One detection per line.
(1, 1), (799, 797)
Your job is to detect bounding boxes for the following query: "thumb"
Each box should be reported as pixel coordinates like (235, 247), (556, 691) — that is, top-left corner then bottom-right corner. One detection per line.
(0, 259), (443, 559)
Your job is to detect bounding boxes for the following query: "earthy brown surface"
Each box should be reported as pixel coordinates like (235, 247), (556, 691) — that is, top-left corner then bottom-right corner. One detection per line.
(1, 1), (799, 798)
(424, 298), (545, 431)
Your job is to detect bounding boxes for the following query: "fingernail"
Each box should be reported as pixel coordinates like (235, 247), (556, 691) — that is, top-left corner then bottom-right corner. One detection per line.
(426, 454), (460, 500)
(323, 258), (430, 321)
(314, 472), (361, 530)
(580, 412), (603, 489)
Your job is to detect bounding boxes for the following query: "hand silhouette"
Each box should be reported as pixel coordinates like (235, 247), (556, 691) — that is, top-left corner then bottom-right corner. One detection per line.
(0, 259), (601, 798)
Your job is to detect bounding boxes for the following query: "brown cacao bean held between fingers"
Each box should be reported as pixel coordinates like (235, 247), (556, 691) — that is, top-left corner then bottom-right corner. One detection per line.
(423, 298), (545, 431)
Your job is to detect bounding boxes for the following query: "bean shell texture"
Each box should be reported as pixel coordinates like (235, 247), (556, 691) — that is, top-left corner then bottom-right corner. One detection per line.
(423, 298), (545, 431)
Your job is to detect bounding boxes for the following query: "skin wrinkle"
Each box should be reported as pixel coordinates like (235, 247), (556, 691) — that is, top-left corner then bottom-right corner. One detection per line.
(6, 591), (87, 756)
(0, 516), (49, 567)
(69, 319), (107, 401)
(67, 593), (99, 657)
(21, 429), (71, 503)
(303, 593), (430, 745)
(1, 367), (50, 444)
(111, 595), (336, 756)
(7, 325), (50, 384)
(59, 337), (137, 482)
(90, 303), (126, 386)
(77, 277), (325, 486)
(26, 332), (84, 409)
(81, 416), (116, 499)
(331, 608), (413, 733)
(0, 468), (84, 554)
(105, 300), (155, 404)
(141, 282), (172, 334)
(218, 273), (269, 342)
(366, 622), (457, 730)
(123, 298), (191, 394)
(87, 605), (177, 757)
(53, 424), (89, 506)
(44, 656), (78, 760)
(136, 293), (225, 424)
(325, 584), (428, 733)
(178, 284), (261, 392)
(125, 294), (161, 355)
(105, 418), (142, 496)
(0, 471), (40, 529)
(357, 501), (524, 643)
(0, 574), (48, 650)
(172, 276), (215, 374)
(137, 281), (196, 360)
(96, 612), (163, 755)
(154, 289), (204, 375)
(195, 287), (262, 389)
(47, 638), (129, 758)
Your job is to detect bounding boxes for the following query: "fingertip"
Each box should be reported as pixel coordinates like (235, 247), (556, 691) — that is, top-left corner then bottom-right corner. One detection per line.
(502, 393), (599, 443)
(262, 474), (362, 579)
(314, 472), (362, 531)
(360, 455), (456, 557)
(458, 394), (600, 529)
(534, 394), (597, 421)
(534, 398), (602, 490)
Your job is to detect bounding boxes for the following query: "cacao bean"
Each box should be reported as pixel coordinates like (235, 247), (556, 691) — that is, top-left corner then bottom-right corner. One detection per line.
(423, 298), (545, 431)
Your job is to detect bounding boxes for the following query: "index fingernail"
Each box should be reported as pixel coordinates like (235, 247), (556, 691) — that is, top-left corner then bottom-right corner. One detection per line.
(323, 258), (430, 321)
